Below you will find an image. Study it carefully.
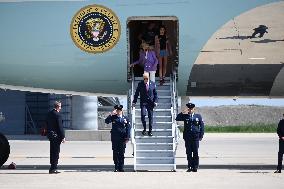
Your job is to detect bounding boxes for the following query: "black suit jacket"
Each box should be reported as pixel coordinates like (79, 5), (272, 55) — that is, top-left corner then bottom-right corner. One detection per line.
(133, 80), (158, 108)
(277, 119), (284, 139)
(46, 109), (65, 140)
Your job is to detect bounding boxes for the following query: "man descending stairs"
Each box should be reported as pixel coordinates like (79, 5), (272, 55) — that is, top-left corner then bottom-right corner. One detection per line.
(130, 75), (178, 171)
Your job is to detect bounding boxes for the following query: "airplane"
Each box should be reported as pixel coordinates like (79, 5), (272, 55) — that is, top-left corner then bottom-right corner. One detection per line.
(0, 0), (283, 168)
(0, 0), (283, 97)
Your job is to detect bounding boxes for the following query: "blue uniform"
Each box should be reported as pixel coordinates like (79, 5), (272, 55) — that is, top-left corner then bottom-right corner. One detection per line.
(133, 80), (158, 132)
(105, 114), (131, 171)
(176, 112), (204, 170)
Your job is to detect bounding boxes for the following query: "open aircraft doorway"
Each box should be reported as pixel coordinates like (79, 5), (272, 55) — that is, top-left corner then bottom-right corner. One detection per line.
(127, 17), (179, 81)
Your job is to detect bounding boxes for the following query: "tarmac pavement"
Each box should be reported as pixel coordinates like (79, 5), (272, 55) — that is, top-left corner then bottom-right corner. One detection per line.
(0, 133), (283, 189)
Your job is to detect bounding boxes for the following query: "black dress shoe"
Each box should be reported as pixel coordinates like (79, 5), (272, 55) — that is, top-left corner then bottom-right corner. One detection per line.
(274, 170), (281, 173)
(49, 170), (60, 174)
(148, 131), (153, 136)
(192, 169), (197, 172)
(119, 169), (125, 172)
(142, 130), (147, 135)
(114, 169), (118, 172)
(186, 169), (192, 172)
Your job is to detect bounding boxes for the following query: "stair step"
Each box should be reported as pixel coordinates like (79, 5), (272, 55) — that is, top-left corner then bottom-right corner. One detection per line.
(136, 149), (173, 152)
(134, 83), (171, 88)
(135, 122), (172, 129)
(136, 142), (173, 145)
(135, 103), (171, 109)
(136, 150), (174, 157)
(135, 109), (172, 116)
(136, 129), (172, 131)
(137, 96), (171, 99)
(157, 90), (171, 96)
(135, 164), (176, 171)
(136, 143), (173, 150)
(135, 77), (170, 80)
(135, 137), (173, 143)
(135, 108), (171, 111)
(136, 158), (174, 164)
(135, 135), (173, 139)
(135, 131), (172, 137)
(136, 156), (174, 159)
(135, 116), (171, 122)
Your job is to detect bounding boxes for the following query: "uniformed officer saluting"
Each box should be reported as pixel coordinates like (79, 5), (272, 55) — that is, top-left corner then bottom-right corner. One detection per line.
(176, 103), (204, 172)
(275, 113), (284, 173)
(105, 105), (131, 172)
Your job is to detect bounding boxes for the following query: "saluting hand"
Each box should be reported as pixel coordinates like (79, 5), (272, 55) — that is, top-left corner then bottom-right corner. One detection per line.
(111, 110), (117, 115)
(281, 137), (284, 141)
(182, 108), (189, 114)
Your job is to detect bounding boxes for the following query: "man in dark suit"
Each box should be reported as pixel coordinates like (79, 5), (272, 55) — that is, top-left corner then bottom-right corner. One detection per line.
(105, 105), (131, 172)
(275, 114), (284, 173)
(176, 103), (204, 172)
(46, 101), (65, 174)
(132, 72), (158, 136)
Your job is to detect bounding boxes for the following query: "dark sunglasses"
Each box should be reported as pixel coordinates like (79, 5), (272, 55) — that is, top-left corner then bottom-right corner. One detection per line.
(143, 78), (149, 80)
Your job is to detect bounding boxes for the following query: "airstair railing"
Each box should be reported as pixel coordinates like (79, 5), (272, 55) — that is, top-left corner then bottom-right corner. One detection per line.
(130, 71), (137, 170)
(171, 71), (179, 153)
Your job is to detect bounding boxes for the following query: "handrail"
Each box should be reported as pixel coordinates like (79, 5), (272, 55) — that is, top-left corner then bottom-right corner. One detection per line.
(130, 72), (136, 144)
(129, 71), (137, 170)
(171, 70), (179, 150)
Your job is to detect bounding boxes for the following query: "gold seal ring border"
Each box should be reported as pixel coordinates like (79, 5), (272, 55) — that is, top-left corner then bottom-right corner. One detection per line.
(70, 4), (121, 54)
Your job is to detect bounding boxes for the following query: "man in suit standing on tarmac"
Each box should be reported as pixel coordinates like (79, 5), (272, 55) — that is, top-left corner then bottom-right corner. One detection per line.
(46, 101), (65, 174)
(275, 114), (284, 173)
(132, 72), (158, 136)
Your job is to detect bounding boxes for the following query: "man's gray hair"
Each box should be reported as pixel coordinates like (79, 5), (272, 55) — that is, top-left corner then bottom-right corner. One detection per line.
(54, 101), (61, 108)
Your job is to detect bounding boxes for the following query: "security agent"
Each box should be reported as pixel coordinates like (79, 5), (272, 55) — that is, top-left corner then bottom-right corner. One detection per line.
(275, 114), (284, 173)
(176, 103), (204, 172)
(46, 101), (65, 174)
(105, 105), (131, 172)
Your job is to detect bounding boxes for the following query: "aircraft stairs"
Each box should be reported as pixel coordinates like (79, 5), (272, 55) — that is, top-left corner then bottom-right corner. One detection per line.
(128, 73), (179, 171)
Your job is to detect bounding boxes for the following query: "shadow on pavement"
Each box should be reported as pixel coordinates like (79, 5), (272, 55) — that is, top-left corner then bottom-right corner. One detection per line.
(238, 171), (270, 174)
(0, 173), (48, 175)
(0, 164), (277, 172)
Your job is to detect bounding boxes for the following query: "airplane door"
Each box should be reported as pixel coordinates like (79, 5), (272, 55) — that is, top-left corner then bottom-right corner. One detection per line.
(127, 17), (179, 81)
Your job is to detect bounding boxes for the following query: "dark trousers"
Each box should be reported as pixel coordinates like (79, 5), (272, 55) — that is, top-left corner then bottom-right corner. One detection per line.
(112, 139), (126, 171)
(277, 139), (284, 170)
(49, 139), (61, 171)
(185, 139), (199, 169)
(140, 103), (153, 132)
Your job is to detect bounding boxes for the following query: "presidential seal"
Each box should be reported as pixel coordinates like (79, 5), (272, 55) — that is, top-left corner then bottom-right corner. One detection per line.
(70, 4), (121, 53)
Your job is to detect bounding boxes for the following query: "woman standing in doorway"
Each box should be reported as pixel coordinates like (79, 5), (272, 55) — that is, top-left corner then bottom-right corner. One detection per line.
(130, 42), (158, 83)
(155, 25), (172, 85)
